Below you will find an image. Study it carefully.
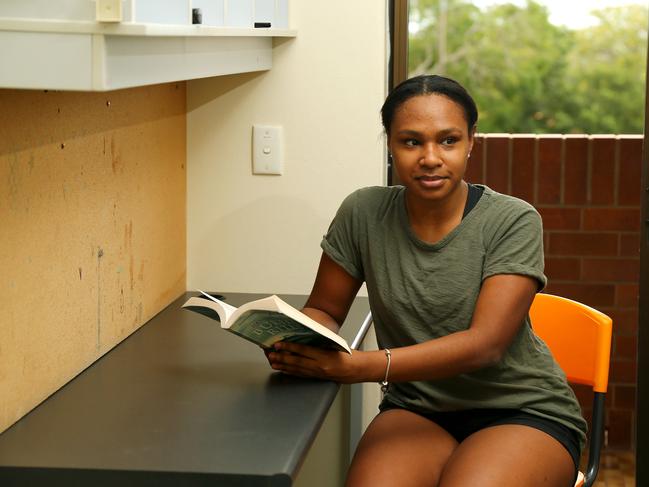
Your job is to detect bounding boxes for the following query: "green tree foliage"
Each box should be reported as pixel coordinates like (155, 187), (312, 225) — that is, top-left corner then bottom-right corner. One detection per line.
(564, 5), (648, 133)
(408, 0), (648, 134)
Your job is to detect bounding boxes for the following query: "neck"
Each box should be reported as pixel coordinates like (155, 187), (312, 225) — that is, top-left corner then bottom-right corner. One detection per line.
(405, 181), (468, 243)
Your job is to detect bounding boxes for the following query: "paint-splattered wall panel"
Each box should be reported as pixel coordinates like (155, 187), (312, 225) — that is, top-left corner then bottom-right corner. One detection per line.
(0, 83), (187, 433)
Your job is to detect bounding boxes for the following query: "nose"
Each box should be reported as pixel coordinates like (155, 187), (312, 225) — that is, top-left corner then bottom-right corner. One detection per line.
(419, 142), (442, 167)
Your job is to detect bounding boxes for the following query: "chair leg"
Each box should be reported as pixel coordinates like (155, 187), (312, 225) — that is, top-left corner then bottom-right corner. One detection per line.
(584, 392), (606, 487)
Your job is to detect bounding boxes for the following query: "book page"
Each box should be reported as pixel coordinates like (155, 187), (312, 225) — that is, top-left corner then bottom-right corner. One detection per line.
(197, 290), (237, 323)
(181, 291), (238, 325)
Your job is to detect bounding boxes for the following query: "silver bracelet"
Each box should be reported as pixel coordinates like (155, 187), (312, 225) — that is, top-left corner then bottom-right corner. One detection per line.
(380, 348), (391, 394)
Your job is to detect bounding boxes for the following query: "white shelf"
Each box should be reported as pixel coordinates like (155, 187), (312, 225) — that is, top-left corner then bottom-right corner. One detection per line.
(0, 18), (296, 92)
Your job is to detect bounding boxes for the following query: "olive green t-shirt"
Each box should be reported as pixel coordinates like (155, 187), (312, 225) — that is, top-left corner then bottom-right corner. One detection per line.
(321, 185), (587, 448)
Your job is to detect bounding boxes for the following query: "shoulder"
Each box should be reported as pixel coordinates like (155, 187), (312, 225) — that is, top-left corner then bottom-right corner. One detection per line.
(476, 186), (543, 245)
(479, 186), (540, 222)
(339, 185), (403, 215)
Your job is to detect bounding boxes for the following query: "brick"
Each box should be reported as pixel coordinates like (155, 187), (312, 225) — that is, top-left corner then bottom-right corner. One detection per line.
(590, 137), (616, 205)
(607, 409), (633, 449)
(466, 136), (484, 184)
(609, 360), (637, 383)
(583, 208), (641, 232)
(605, 390), (614, 409)
(544, 257), (581, 281)
(537, 207), (581, 230)
(613, 335), (637, 361)
(607, 308), (639, 335)
(564, 137), (588, 205)
(620, 234), (640, 257)
(485, 136), (510, 194)
(618, 137), (643, 206)
(548, 232), (618, 256)
(537, 137), (562, 204)
(616, 283), (639, 307)
(543, 282), (615, 307)
(511, 137), (535, 203)
(613, 385), (637, 410)
(581, 258), (639, 282)
(571, 383), (594, 407)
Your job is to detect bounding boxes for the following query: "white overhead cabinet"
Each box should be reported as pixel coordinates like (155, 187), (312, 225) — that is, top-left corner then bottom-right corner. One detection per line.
(0, 0), (295, 91)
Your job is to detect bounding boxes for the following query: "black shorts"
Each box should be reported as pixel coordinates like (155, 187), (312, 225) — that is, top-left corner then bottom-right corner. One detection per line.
(379, 400), (581, 480)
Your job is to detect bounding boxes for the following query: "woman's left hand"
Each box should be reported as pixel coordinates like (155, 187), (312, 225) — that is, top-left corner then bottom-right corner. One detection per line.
(267, 342), (362, 384)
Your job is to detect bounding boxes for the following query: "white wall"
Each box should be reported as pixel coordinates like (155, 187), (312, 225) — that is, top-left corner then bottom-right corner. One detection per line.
(186, 0), (387, 294)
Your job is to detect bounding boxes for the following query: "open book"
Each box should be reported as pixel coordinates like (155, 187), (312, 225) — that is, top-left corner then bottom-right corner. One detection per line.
(182, 291), (352, 354)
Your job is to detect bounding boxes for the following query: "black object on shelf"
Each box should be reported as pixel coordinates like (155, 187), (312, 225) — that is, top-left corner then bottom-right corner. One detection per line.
(192, 8), (202, 25)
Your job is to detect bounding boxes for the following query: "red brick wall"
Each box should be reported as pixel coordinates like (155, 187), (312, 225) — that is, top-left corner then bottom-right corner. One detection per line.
(467, 134), (642, 450)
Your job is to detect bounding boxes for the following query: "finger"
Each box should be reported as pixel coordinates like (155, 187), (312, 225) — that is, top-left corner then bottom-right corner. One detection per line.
(273, 341), (325, 359)
(269, 351), (317, 370)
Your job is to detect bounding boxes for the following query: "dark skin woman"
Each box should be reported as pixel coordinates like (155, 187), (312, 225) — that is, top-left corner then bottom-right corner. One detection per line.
(268, 75), (584, 487)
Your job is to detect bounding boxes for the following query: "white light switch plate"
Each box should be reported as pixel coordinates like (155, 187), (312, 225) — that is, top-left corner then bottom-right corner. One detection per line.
(252, 125), (283, 175)
(96, 0), (123, 22)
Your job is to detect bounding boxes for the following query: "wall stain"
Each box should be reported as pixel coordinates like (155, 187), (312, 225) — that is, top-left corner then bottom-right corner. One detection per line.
(78, 267), (82, 280)
(124, 221), (132, 250)
(111, 136), (121, 173)
(96, 247), (104, 351)
(129, 255), (134, 291)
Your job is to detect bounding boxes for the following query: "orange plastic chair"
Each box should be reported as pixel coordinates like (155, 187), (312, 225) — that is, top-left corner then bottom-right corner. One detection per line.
(529, 293), (613, 487)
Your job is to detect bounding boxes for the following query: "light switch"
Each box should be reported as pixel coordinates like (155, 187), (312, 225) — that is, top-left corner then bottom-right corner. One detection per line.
(252, 125), (283, 175)
(96, 0), (123, 22)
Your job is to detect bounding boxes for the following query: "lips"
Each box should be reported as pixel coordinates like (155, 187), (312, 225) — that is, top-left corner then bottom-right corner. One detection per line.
(415, 174), (447, 189)
(416, 174), (445, 181)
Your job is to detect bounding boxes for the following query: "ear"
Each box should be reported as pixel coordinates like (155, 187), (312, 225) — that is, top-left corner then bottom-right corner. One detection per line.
(467, 126), (477, 155)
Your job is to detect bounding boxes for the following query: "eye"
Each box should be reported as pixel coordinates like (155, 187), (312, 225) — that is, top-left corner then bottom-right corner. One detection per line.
(441, 136), (458, 146)
(404, 138), (419, 147)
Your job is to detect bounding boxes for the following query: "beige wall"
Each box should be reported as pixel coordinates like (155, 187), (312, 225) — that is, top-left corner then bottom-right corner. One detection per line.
(186, 0), (388, 295)
(0, 83), (187, 433)
(0, 0), (386, 463)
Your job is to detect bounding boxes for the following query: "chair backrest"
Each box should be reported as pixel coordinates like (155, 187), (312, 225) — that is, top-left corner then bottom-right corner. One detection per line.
(529, 293), (613, 393)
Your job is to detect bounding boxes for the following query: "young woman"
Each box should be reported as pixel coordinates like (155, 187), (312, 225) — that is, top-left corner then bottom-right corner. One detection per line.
(267, 75), (586, 487)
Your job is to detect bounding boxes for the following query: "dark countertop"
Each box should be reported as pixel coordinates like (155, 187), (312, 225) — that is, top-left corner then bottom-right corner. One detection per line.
(0, 292), (371, 486)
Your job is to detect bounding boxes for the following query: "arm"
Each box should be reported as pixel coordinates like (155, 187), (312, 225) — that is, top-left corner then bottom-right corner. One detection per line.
(300, 252), (363, 333)
(367, 273), (538, 381)
(270, 273), (538, 383)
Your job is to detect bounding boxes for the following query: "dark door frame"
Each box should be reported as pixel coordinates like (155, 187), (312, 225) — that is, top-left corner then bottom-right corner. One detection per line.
(387, 0), (409, 186)
(636, 36), (649, 485)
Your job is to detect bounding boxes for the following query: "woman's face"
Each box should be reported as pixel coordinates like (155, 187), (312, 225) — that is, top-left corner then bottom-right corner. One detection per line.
(388, 94), (474, 205)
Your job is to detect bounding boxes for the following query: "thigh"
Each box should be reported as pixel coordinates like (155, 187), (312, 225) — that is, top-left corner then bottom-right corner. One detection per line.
(439, 424), (576, 487)
(346, 408), (459, 487)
